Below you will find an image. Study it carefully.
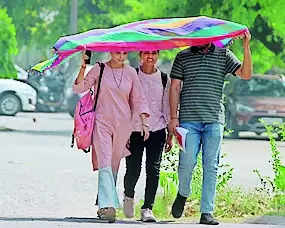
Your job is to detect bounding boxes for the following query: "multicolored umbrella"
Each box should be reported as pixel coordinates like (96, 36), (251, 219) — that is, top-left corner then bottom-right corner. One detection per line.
(32, 16), (248, 72)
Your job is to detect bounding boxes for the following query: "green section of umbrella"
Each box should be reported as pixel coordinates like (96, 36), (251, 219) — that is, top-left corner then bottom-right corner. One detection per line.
(189, 24), (246, 38)
(59, 21), (247, 52)
(58, 31), (169, 51)
(32, 55), (58, 72)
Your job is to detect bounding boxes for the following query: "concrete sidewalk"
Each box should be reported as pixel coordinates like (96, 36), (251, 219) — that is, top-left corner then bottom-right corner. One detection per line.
(0, 217), (284, 228)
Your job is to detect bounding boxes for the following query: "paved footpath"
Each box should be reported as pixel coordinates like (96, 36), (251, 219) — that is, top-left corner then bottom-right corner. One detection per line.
(1, 113), (284, 228)
(0, 217), (284, 228)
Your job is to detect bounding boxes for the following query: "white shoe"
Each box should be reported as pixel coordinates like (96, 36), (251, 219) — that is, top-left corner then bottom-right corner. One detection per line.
(141, 208), (157, 222)
(123, 195), (135, 218)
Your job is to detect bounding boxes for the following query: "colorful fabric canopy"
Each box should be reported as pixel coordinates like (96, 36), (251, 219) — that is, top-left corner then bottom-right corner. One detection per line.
(32, 16), (248, 72)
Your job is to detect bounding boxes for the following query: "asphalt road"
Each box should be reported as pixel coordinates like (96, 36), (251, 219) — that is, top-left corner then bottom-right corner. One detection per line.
(0, 112), (284, 222)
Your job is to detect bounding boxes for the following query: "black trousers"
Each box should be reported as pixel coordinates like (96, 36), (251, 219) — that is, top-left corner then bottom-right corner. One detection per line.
(124, 128), (166, 209)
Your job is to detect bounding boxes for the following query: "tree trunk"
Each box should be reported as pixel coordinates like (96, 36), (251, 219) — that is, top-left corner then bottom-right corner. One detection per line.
(70, 0), (78, 34)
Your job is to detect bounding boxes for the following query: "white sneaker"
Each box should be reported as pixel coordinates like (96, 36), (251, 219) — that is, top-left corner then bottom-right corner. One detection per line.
(141, 208), (157, 222)
(123, 195), (135, 218)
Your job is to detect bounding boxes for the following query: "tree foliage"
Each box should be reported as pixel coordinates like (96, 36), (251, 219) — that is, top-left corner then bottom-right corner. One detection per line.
(200, 0), (285, 73)
(0, 0), (70, 48)
(0, 0), (123, 48)
(106, 0), (285, 73)
(0, 8), (17, 78)
(1, 0), (284, 73)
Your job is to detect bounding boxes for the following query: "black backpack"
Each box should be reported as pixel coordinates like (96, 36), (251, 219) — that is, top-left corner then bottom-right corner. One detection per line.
(135, 67), (168, 90)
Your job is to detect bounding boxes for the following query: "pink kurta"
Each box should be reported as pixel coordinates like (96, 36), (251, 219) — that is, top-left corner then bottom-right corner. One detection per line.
(73, 63), (149, 172)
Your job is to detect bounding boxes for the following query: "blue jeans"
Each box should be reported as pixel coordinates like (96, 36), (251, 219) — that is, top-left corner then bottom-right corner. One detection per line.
(98, 167), (120, 209)
(178, 122), (224, 213)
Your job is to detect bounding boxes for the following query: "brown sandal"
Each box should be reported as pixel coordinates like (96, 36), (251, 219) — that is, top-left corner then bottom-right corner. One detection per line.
(97, 207), (116, 222)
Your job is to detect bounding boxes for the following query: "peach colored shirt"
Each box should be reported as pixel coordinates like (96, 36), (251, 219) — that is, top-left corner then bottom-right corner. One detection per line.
(132, 68), (170, 132)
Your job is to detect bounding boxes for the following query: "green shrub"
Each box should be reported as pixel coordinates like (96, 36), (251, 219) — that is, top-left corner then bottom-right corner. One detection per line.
(0, 8), (17, 78)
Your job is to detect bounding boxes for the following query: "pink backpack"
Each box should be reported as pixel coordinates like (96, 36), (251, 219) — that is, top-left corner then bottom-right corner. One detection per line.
(71, 63), (105, 152)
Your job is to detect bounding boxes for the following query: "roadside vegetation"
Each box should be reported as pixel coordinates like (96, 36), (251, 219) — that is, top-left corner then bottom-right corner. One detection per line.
(118, 122), (285, 221)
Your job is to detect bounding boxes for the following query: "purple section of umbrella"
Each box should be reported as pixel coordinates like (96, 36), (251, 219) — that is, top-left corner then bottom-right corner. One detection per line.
(32, 16), (249, 72)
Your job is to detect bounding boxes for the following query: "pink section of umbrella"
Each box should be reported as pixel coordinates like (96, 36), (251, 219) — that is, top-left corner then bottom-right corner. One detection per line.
(32, 16), (248, 72)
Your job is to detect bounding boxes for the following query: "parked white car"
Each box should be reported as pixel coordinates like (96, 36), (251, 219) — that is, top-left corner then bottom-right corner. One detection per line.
(0, 79), (37, 115)
(15, 64), (28, 80)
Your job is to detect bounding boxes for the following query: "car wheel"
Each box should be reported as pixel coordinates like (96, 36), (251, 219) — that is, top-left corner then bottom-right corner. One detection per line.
(68, 109), (75, 118)
(0, 93), (21, 116)
(225, 111), (239, 138)
(273, 126), (284, 141)
(67, 94), (80, 118)
(229, 127), (239, 138)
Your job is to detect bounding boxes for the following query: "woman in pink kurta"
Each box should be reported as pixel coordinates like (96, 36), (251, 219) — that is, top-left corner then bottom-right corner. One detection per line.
(73, 51), (150, 222)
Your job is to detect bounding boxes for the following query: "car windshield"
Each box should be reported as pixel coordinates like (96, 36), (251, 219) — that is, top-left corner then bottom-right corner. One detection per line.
(236, 77), (285, 97)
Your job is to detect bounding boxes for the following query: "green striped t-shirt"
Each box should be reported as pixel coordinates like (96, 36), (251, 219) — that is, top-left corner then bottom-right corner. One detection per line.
(170, 45), (241, 124)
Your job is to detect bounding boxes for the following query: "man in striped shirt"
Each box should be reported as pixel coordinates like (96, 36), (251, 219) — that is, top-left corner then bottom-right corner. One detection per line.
(168, 32), (252, 225)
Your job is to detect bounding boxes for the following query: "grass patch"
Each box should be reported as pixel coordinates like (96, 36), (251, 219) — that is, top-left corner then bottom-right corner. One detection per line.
(214, 188), (272, 218)
(117, 188), (284, 222)
(267, 193), (285, 216)
(266, 209), (285, 217)
(183, 187), (279, 221)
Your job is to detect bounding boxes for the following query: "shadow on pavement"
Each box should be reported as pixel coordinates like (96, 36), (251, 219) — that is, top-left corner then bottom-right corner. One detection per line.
(0, 217), (177, 224)
(224, 136), (270, 141)
(0, 129), (72, 137)
(245, 215), (285, 225)
(1, 216), (284, 226)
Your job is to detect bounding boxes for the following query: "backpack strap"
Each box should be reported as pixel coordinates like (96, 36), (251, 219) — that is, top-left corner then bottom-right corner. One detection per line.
(135, 67), (139, 74)
(160, 71), (168, 90)
(93, 62), (105, 111)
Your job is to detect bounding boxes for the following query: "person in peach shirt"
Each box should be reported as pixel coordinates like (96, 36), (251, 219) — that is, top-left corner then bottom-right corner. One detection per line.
(73, 51), (150, 222)
(123, 50), (171, 222)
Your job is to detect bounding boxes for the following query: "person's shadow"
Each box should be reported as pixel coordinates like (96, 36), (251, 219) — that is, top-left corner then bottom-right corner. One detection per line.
(0, 216), (177, 224)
